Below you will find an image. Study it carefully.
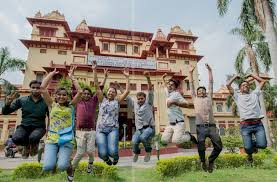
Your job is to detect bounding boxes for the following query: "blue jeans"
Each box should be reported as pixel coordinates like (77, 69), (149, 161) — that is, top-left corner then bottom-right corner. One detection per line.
(240, 123), (267, 155)
(96, 127), (119, 161)
(132, 127), (154, 154)
(43, 142), (73, 171)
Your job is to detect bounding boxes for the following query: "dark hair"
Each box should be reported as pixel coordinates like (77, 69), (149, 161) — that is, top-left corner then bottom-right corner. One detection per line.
(9, 135), (12, 138)
(239, 80), (249, 88)
(197, 86), (206, 92)
(83, 88), (92, 95)
(108, 86), (117, 94)
(136, 92), (146, 98)
(29, 80), (42, 87)
(55, 87), (70, 106)
(168, 79), (180, 88)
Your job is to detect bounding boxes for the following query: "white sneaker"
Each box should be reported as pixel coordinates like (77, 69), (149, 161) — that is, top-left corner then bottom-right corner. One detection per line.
(133, 154), (139, 162)
(144, 152), (151, 162)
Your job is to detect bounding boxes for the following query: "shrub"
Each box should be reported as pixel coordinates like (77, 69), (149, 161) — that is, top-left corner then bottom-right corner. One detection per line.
(13, 162), (45, 179)
(13, 161), (118, 179)
(156, 153), (265, 177)
(74, 161), (118, 178)
(272, 154), (277, 166)
(221, 126), (243, 153)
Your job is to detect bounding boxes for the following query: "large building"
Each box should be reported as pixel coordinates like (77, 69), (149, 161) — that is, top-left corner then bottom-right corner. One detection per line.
(0, 10), (244, 142)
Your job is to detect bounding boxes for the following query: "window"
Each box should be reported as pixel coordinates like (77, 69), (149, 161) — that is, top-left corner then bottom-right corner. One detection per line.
(130, 83), (137, 91)
(39, 28), (56, 37)
(216, 103), (223, 112)
(189, 117), (196, 134)
(219, 127), (225, 136)
(184, 61), (190, 65)
(40, 49), (47, 53)
(58, 50), (67, 55)
(133, 45), (139, 54)
(177, 42), (189, 50)
(185, 80), (190, 91)
(141, 84), (148, 91)
(116, 44), (126, 52)
(169, 60), (176, 64)
(36, 73), (44, 82)
(102, 42), (109, 51)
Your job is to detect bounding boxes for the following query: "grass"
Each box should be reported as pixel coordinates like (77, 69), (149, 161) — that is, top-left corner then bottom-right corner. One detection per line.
(1, 167), (277, 182)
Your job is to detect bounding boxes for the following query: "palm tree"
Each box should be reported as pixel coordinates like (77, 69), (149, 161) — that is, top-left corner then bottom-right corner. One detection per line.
(217, 0), (277, 84)
(263, 83), (277, 117)
(0, 47), (25, 98)
(230, 24), (273, 145)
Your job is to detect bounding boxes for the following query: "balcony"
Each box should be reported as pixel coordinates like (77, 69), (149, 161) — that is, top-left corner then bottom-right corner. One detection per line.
(40, 37), (51, 42)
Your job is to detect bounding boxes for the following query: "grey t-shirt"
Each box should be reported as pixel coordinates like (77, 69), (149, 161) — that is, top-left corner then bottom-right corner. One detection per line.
(166, 89), (187, 123)
(233, 87), (263, 121)
(127, 90), (155, 130)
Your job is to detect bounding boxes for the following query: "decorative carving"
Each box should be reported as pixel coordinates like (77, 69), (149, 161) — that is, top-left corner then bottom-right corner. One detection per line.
(34, 11), (42, 18)
(42, 10), (65, 20)
(76, 20), (90, 33)
(170, 25), (185, 34)
(155, 28), (167, 41)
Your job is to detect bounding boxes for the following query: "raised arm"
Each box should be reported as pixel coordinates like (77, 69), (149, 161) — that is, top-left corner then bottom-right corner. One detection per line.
(118, 68), (130, 102)
(92, 61), (104, 103)
(100, 68), (109, 88)
(161, 73), (167, 88)
(40, 68), (59, 106)
(248, 74), (267, 90)
(206, 64), (213, 97)
(226, 75), (240, 95)
(1, 92), (21, 115)
(114, 81), (124, 94)
(68, 66), (82, 106)
(144, 71), (154, 105)
(188, 65), (196, 98)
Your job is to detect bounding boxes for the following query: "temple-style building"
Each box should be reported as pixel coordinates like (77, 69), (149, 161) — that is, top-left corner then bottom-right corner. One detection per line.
(1, 10), (263, 142)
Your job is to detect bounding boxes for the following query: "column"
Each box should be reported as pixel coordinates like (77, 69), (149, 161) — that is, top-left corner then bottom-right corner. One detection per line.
(85, 40), (89, 52)
(73, 40), (76, 51)
(156, 47), (159, 58)
(1, 119), (9, 142)
(166, 48), (169, 59)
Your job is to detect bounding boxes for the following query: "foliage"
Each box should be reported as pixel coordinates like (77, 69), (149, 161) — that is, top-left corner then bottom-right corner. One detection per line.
(156, 153), (265, 177)
(263, 83), (277, 117)
(221, 126), (243, 153)
(13, 161), (118, 179)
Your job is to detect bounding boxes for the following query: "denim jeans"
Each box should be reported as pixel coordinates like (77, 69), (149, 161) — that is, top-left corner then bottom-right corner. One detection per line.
(43, 142), (73, 171)
(197, 126), (222, 163)
(240, 123), (267, 155)
(96, 127), (119, 161)
(132, 127), (154, 154)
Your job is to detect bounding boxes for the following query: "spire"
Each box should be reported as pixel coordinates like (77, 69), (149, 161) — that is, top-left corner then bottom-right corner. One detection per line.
(154, 28), (167, 41)
(75, 19), (90, 33)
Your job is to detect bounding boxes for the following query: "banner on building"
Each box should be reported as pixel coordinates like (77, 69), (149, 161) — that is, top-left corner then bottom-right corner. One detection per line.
(88, 55), (156, 69)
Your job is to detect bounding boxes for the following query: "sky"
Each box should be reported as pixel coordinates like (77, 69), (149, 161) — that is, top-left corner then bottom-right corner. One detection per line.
(0, 0), (253, 90)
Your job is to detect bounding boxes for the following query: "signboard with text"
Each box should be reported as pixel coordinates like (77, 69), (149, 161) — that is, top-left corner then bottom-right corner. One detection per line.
(88, 55), (156, 69)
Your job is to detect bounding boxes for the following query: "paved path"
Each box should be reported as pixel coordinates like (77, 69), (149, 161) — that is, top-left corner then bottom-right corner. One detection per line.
(0, 149), (215, 169)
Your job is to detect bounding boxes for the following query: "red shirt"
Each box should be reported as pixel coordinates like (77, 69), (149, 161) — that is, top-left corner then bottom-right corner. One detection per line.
(76, 95), (98, 130)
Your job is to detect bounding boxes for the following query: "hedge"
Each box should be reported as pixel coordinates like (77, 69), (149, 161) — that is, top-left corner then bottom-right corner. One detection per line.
(273, 154), (277, 166)
(156, 153), (266, 177)
(13, 161), (118, 179)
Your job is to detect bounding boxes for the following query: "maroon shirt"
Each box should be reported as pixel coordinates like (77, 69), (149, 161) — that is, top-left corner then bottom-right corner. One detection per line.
(76, 95), (98, 130)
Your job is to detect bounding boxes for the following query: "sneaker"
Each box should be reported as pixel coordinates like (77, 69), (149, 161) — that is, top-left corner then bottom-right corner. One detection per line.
(185, 131), (198, 144)
(247, 154), (253, 164)
(112, 159), (119, 165)
(144, 152), (151, 162)
(22, 146), (30, 159)
(87, 163), (93, 173)
(67, 175), (74, 182)
(133, 154), (139, 162)
(207, 162), (214, 173)
(201, 161), (208, 172)
(30, 144), (39, 157)
(105, 159), (113, 166)
(253, 147), (258, 154)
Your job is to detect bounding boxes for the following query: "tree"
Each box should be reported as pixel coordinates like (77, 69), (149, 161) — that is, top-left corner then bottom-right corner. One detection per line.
(263, 83), (277, 117)
(217, 0), (277, 84)
(230, 24), (273, 145)
(0, 47), (25, 98)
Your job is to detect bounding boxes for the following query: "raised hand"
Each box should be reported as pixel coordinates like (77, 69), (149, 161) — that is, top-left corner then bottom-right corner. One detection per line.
(91, 60), (97, 70)
(123, 68), (129, 78)
(6, 92), (18, 105)
(189, 65), (196, 73)
(50, 68), (59, 75)
(143, 71), (150, 78)
(162, 73), (167, 80)
(104, 68), (109, 78)
(205, 63), (212, 71)
(68, 65), (77, 80)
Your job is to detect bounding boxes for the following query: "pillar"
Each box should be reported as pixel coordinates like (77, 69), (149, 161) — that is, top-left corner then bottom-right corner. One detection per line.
(156, 47), (159, 58)
(73, 40), (76, 51)
(85, 40), (89, 52)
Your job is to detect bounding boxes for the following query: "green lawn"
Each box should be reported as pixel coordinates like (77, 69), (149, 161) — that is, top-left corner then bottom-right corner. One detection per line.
(1, 167), (277, 182)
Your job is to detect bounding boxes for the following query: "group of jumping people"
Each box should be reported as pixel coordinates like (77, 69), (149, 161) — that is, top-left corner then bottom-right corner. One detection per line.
(2, 62), (268, 181)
